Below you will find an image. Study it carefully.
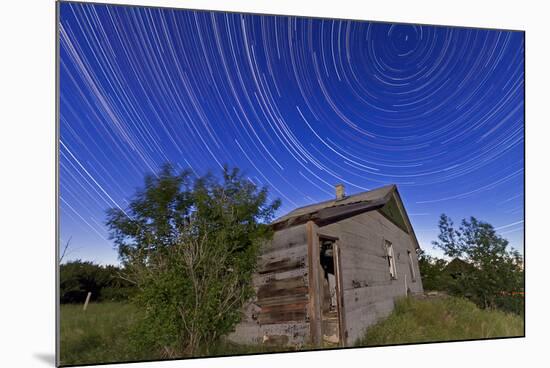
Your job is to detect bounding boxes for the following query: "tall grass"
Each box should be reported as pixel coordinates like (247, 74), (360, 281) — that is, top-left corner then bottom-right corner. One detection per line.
(60, 297), (524, 365)
(356, 296), (524, 347)
(59, 302), (157, 366)
(59, 303), (291, 365)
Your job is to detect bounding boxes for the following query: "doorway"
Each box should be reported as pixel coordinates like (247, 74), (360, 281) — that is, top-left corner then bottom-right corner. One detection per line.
(319, 236), (345, 346)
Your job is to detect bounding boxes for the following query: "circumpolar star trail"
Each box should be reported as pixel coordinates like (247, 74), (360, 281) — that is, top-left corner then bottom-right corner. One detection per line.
(58, 2), (524, 265)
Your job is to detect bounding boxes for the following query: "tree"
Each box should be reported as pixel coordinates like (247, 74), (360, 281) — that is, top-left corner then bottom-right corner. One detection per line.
(417, 249), (448, 291)
(105, 164), (280, 357)
(432, 214), (524, 313)
(59, 260), (136, 303)
(60, 260), (104, 304)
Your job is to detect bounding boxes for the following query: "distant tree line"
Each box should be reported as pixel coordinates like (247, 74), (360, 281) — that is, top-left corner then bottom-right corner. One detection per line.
(59, 260), (136, 303)
(419, 214), (524, 315)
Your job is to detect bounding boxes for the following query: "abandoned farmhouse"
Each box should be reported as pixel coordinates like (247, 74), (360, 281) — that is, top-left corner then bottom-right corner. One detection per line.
(229, 184), (423, 347)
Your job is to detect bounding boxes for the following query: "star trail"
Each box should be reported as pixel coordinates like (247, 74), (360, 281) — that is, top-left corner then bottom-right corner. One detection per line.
(58, 2), (524, 265)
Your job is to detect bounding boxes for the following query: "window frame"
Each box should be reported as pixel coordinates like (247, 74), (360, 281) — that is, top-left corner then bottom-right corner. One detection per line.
(385, 240), (397, 280)
(407, 250), (416, 282)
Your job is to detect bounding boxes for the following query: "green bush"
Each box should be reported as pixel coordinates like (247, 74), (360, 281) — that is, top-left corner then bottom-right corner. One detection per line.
(106, 164), (280, 357)
(417, 250), (448, 291)
(494, 293), (524, 316)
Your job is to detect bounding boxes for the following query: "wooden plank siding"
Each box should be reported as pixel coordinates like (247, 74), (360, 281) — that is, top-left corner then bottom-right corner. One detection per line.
(228, 224), (311, 346)
(333, 241), (347, 346)
(228, 197), (423, 347)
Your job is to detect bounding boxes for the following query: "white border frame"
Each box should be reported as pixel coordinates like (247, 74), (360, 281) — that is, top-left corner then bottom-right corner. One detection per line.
(2, 1), (547, 368)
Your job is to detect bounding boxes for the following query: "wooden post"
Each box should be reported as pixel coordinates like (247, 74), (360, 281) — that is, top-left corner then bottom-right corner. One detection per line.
(306, 221), (322, 347)
(83, 292), (91, 311)
(333, 241), (347, 347)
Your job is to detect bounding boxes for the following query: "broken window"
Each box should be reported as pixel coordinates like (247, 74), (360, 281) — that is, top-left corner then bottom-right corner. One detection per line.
(407, 250), (416, 281)
(385, 240), (397, 279)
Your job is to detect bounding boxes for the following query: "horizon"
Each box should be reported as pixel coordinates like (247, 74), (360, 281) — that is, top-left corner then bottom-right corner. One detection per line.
(59, 2), (524, 266)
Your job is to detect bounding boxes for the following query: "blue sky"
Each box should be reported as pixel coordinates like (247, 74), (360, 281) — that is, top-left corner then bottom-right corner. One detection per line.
(58, 2), (524, 266)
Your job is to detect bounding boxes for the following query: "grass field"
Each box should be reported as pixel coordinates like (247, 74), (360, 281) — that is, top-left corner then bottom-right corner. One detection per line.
(355, 296), (524, 347)
(59, 302), (286, 365)
(60, 296), (523, 365)
(59, 302), (157, 366)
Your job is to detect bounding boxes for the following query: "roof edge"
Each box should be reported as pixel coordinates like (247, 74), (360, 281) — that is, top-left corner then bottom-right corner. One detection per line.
(271, 184), (396, 231)
(270, 184), (422, 251)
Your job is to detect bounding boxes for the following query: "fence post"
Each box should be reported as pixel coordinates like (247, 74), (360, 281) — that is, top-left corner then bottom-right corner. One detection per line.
(83, 292), (92, 311)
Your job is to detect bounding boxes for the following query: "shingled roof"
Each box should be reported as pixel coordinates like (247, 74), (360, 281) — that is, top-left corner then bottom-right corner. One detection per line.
(271, 184), (421, 249)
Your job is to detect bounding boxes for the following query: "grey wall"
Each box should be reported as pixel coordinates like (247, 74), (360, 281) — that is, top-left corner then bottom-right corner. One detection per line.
(318, 210), (423, 344)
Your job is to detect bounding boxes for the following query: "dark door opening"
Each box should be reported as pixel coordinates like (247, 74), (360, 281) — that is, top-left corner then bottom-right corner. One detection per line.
(319, 237), (343, 346)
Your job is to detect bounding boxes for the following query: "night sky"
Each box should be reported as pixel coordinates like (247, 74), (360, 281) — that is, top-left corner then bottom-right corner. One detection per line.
(58, 2), (524, 265)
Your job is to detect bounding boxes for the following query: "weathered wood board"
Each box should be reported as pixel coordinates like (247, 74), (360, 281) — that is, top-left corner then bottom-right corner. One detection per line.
(228, 224), (310, 346)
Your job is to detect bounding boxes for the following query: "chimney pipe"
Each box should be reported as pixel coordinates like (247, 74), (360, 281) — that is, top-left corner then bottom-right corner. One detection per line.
(335, 184), (345, 200)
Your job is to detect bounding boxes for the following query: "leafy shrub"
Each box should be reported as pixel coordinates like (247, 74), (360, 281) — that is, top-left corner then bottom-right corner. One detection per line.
(106, 164), (280, 357)
(417, 250), (448, 291)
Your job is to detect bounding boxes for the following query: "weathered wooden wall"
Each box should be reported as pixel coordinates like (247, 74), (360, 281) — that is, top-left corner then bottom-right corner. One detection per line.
(228, 224), (310, 346)
(319, 209), (423, 345)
